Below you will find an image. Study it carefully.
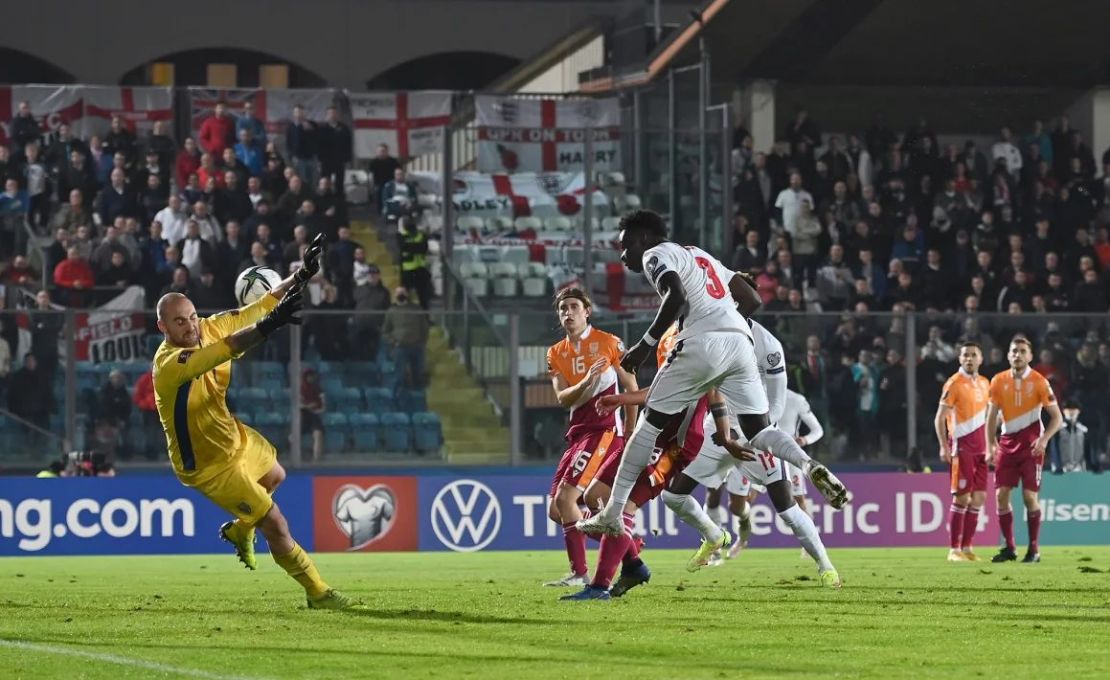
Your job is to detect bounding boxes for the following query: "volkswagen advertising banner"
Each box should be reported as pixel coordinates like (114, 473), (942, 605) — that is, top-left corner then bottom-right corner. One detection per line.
(2, 473), (1105, 556)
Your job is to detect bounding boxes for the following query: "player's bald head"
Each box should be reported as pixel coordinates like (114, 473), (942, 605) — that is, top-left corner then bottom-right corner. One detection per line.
(157, 292), (192, 321)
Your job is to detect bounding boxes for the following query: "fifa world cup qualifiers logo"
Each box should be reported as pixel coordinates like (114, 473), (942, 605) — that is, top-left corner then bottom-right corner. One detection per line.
(332, 484), (396, 550)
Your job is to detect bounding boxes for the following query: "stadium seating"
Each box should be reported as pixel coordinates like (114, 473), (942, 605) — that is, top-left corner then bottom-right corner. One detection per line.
(488, 262), (520, 296)
(460, 262), (491, 297)
(380, 412), (413, 451)
(519, 262), (548, 297)
(412, 412), (443, 453)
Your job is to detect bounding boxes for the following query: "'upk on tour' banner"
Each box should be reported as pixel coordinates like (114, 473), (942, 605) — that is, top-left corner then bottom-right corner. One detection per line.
(1, 473), (1105, 556)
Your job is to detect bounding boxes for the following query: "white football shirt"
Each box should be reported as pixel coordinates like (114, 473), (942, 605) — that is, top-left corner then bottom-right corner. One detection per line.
(641, 242), (750, 341)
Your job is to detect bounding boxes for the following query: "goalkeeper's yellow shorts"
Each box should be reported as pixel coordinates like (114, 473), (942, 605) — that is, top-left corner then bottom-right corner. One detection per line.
(189, 426), (277, 527)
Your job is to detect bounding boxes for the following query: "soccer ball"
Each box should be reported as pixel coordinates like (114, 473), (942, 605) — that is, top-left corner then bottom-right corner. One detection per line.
(234, 266), (282, 306)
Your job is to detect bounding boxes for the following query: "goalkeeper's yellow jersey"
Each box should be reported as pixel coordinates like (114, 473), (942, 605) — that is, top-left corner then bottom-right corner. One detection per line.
(153, 294), (278, 483)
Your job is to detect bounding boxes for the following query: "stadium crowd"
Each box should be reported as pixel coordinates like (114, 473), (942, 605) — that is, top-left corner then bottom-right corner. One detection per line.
(731, 111), (1108, 470)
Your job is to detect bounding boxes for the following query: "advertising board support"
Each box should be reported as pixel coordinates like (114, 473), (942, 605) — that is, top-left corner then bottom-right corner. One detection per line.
(442, 124), (455, 311)
(583, 130), (595, 301)
(509, 315), (522, 466)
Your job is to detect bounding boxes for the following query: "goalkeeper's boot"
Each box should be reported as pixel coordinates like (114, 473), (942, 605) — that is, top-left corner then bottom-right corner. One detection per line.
(819, 569), (842, 589)
(560, 585), (611, 601)
(610, 562), (651, 598)
(947, 549), (968, 562)
(307, 589), (354, 610)
(687, 530), (732, 572)
(991, 546), (1018, 563)
(219, 521), (257, 570)
(806, 462), (850, 510)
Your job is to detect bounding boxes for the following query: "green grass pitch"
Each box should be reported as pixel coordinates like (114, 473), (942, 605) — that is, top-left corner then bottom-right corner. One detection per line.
(2, 547), (1109, 679)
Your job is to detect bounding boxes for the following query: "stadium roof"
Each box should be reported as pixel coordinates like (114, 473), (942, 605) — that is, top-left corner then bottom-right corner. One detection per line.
(583, 0), (1110, 91)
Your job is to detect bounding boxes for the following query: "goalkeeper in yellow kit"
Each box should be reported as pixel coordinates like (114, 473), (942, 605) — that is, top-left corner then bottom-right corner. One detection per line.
(153, 234), (350, 610)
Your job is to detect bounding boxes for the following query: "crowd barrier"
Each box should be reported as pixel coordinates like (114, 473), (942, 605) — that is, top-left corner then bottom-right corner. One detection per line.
(1, 472), (1105, 556)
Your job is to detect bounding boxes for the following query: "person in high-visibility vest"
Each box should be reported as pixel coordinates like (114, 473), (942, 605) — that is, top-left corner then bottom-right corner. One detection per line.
(35, 460), (64, 478)
(399, 218), (432, 310)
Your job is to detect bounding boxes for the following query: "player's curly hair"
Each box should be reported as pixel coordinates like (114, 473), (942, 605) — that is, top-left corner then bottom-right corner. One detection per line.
(554, 287), (592, 311)
(618, 209), (667, 238)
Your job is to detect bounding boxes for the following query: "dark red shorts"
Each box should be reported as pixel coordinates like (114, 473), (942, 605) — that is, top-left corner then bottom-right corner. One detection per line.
(995, 451), (1043, 492)
(950, 449), (988, 494)
(593, 442), (692, 509)
(550, 430), (624, 497)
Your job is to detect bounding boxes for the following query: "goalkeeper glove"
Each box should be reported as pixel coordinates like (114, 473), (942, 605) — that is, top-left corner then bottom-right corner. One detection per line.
(294, 233), (326, 286)
(256, 288), (304, 337)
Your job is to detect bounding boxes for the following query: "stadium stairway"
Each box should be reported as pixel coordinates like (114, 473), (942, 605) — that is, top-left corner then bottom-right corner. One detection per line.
(349, 219), (510, 464)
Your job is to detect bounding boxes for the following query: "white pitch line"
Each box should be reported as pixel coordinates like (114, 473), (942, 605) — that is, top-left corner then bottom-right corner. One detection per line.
(0, 639), (271, 680)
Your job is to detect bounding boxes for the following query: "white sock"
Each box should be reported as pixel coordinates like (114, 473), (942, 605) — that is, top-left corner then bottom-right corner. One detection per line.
(602, 418), (662, 520)
(750, 425), (813, 469)
(663, 490), (723, 542)
(705, 501), (728, 527)
(779, 504), (833, 571)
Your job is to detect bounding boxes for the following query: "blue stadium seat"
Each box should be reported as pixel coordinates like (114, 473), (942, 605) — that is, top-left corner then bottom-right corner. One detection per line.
(257, 361), (285, 379)
(255, 411), (288, 426)
(397, 389), (427, 413)
(379, 412), (412, 451)
(351, 427), (379, 452)
(239, 387), (269, 412)
(257, 378), (283, 394)
(321, 376), (345, 395)
(344, 362), (380, 387)
(322, 412), (349, 428)
(144, 335), (162, 356)
(412, 412), (443, 453)
(314, 361), (338, 375)
(362, 388), (394, 413)
(325, 429), (348, 452)
(237, 411), (255, 426)
(334, 387), (363, 411)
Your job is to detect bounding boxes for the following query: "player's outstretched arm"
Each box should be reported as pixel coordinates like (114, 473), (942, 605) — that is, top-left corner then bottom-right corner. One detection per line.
(616, 365), (639, 435)
(621, 270), (686, 374)
(596, 388), (648, 416)
(729, 271), (762, 318)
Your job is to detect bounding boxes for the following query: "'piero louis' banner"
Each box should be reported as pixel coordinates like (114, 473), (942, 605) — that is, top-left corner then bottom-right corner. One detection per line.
(475, 96), (622, 173)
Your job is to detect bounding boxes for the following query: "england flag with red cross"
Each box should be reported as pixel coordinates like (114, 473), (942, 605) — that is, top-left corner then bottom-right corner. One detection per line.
(348, 91), (453, 160)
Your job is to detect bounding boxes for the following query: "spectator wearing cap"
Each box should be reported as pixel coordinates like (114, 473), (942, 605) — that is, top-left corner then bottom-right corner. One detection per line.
(316, 106), (352, 199)
(199, 103), (235, 159)
(286, 104), (317, 186)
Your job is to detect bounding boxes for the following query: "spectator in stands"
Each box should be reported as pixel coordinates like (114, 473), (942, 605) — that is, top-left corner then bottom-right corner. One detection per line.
(191, 201), (222, 242)
(283, 225), (310, 271)
(192, 270), (225, 310)
(773, 171), (813, 235)
(196, 152), (222, 191)
(70, 224), (94, 260)
(369, 144), (400, 208)
(135, 149), (170, 196)
(878, 347), (907, 456)
(234, 128), (265, 177)
(731, 229), (765, 272)
(1072, 268), (1108, 311)
(286, 104), (317, 184)
(254, 223), (282, 266)
(242, 200), (273, 242)
(815, 244), (853, 311)
(300, 368), (325, 462)
(91, 225), (131, 273)
(177, 219), (216, 279)
(10, 101), (41, 154)
(8, 354), (51, 440)
(199, 102), (235, 159)
(382, 168), (417, 220)
(131, 370), (158, 459)
(293, 199), (327, 239)
(326, 225), (360, 306)
(141, 120), (174, 169)
(3, 254), (37, 287)
(175, 137), (200, 190)
(314, 176), (344, 229)
(384, 285), (429, 393)
(215, 171), (252, 225)
(920, 324), (957, 362)
(51, 188), (90, 233)
(885, 270), (918, 309)
(42, 228), (70, 275)
(52, 246), (95, 306)
(103, 115), (136, 162)
(44, 123), (86, 172)
(317, 106), (352, 199)
(180, 172), (204, 206)
(309, 284), (350, 360)
(398, 217), (432, 309)
(153, 194), (187, 245)
(236, 100), (266, 143)
(96, 168), (138, 226)
(161, 264), (192, 297)
(22, 142), (50, 229)
(96, 249), (134, 293)
(262, 154), (288, 199)
(139, 174), (167, 225)
(850, 349), (880, 460)
(352, 259), (390, 361)
(246, 176), (268, 208)
(98, 369), (131, 431)
(221, 147), (248, 188)
(216, 221), (248, 286)
(240, 241), (275, 272)
(57, 150), (98, 211)
(277, 175), (310, 233)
